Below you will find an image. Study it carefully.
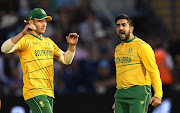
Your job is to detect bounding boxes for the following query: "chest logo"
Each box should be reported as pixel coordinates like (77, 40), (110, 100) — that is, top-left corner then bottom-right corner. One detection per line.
(116, 49), (119, 52)
(46, 42), (51, 47)
(128, 47), (133, 54)
(33, 42), (38, 45)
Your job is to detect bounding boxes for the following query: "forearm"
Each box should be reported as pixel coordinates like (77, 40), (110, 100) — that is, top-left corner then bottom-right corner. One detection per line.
(1, 32), (24, 53)
(11, 32), (24, 44)
(68, 44), (76, 52)
(58, 50), (75, 65)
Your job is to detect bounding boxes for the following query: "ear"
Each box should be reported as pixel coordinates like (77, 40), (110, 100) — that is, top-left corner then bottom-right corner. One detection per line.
(28, 20), (33, 25)
(130, 26), (134, 33)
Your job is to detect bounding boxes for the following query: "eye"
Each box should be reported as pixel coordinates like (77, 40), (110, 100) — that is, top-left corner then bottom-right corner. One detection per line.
(116, 24), (120, 27)
(122, 23), (126, 26)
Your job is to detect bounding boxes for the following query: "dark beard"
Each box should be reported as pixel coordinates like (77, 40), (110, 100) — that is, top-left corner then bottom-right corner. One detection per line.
(118, 30), (130, 42)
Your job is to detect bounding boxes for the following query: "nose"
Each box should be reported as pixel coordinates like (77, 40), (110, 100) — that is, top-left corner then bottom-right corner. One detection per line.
(119, 26), (123, 30)
(117, 25), (123, 30)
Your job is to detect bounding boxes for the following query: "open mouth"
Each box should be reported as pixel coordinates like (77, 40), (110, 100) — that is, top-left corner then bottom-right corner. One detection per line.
(120, 31), (125, 37)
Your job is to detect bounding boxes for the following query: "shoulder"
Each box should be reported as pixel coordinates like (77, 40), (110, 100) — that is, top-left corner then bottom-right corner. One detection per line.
(134, 37), (151, 47)
(115, 43), (121, 49)
(44, 37), (54, 42)
(132, 37), (153, 52)
(133, 37), (147, 45)
(23, 34), (34, 39)
(44, 37), (57, 46)
(18, 34), (34, 43)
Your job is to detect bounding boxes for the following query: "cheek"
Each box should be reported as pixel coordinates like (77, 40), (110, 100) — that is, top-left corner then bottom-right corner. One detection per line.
(116, 28), (119, 33)
(125, 28), (130, 33)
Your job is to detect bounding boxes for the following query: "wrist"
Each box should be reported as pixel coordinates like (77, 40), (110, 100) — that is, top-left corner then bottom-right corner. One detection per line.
(69, 43), (76, 46)
(20, 31), (26, 36)
(154, 96), (162, 100)
(68, 44), (76, 52)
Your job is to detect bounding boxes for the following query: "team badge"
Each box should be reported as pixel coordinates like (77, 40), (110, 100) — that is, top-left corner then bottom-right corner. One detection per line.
(46, 42), (50, 47)
(128, 47), (133, 54)
(41, 9), (46, 15)
(29, 16), (32, 20)
(116, 49), (119, 52)
(33, 42), (38, 45)
(140, 101), (144, 104)
(39, 100), (45, 107)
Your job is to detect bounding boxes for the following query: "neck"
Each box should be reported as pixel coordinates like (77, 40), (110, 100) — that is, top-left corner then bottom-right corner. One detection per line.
(31, 31), (42, 38)
(124, 34), (134, 43)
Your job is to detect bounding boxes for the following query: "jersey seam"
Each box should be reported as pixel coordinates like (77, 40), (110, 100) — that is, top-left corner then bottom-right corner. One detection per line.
(137, 43), (146, 58)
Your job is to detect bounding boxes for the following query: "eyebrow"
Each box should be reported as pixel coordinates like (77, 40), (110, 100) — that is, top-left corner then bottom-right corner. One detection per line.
(122, 23), (126, 25)
(116, 22), (127, 26)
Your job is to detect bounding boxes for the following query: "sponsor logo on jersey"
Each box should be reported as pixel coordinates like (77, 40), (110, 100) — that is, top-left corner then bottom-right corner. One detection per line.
(35, 50), (53, 56)
(115, 57), (132, 64)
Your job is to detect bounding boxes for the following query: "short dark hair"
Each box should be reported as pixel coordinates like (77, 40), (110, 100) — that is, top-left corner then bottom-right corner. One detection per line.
(115, 14), (133, 26)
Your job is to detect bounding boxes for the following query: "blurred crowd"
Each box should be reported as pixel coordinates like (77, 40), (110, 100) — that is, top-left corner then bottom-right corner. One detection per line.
(0, 0), (180, 101)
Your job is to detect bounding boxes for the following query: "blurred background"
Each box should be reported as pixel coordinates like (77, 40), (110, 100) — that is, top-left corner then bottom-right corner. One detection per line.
(0, 0), (180, 113)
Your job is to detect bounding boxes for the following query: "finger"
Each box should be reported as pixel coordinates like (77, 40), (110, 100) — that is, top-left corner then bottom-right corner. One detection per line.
(152, 102), (155, 106)
(69, 34), (74, 38)
(152, 101), (160, 107)
(31, 25), (36, 30)
(69, 33), (73, 36)
(66, 36), (69, 40)
(112, 103), (115, 109)
(30, 24), (36, 30)
(153, 103), (158, 107)
(149, 98), (153, 104)
(27, 24), (35, 31)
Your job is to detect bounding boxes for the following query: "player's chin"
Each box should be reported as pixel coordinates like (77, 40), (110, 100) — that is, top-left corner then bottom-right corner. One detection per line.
(40, 30), (46, 34)
(119, 36), (125, 40)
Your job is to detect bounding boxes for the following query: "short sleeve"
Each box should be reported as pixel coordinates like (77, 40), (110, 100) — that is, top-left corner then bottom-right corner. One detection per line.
(16, 37), (29, 52)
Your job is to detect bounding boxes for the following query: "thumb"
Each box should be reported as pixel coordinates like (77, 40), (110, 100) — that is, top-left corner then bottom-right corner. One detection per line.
(112, 103), (115, 109)
(149, 97), (154, 104)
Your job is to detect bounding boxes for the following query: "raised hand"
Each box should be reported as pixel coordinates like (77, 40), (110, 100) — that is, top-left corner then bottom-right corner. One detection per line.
(21, 23), (36, 35)
(66, 33), (79, 45)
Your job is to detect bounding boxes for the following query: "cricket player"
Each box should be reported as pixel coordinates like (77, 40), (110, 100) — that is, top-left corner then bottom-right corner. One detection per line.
(1, 8), (79, 113)
(112, 14), (162, 113)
